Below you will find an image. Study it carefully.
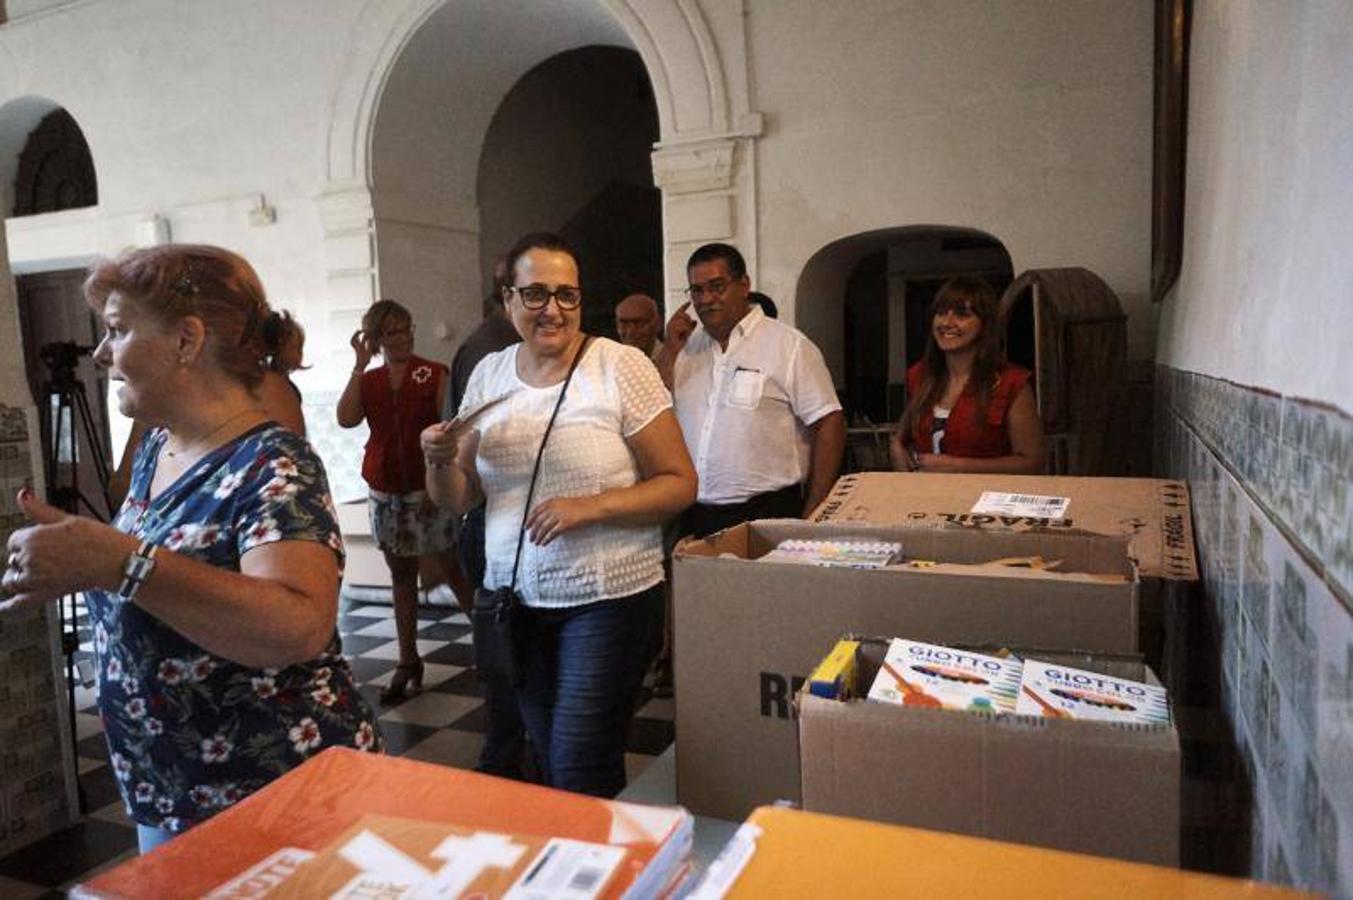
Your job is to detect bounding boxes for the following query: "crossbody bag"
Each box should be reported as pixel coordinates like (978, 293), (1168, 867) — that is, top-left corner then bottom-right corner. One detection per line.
(471, 336), (590, 685)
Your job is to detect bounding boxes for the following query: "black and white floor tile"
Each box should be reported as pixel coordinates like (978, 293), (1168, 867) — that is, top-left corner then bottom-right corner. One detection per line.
(0, 597), (674, 896)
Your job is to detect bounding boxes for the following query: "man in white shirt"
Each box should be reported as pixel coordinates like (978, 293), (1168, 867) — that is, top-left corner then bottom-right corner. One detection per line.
(614, 292), (664, 362)
(658, 243), (846, 537)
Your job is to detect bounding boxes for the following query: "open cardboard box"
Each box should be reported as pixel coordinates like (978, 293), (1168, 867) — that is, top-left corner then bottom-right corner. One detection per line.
(673, 519), (1141, 821)
(796, 637), (1180, 867)
(809, 472), (1199, 692)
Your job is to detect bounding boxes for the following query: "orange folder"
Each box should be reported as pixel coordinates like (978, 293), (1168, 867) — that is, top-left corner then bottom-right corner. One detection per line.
(701, 806), (1310, 899)
(73, 748), (690, 899)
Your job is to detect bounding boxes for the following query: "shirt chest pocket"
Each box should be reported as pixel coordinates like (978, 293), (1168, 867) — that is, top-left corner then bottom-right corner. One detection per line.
(725, 367), (765, 410)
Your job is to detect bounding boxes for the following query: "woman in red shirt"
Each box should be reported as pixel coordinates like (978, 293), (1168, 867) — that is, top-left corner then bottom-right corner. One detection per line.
(337, 299), (460, 700)
(889, 277), (1044, 474)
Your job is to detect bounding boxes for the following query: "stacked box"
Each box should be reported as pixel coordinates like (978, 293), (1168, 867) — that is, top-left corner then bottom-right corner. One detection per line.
(673, 520), (1140, 820)
(798, 638), (1181, 866)
(0, 405), (78, 856)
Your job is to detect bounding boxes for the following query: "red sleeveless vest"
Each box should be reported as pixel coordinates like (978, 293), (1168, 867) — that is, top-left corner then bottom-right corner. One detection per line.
(905, 362), (1031, 458)
(360, 355), (446, 493)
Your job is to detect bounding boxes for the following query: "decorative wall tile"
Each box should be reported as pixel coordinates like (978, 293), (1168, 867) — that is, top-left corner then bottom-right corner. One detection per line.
(1271, 562), (1316, 738)
(0, 405), (78, 856)
(1159, 368), (1353, 895)
(1241, 512), (1274, 653)
(1219, 478), (1242, 662)
(301, 388), (366, 503)
(1315, 579), (1353, 791)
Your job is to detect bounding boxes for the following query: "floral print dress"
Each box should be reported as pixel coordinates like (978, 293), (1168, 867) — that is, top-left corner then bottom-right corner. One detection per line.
(87, 423), (382, 833)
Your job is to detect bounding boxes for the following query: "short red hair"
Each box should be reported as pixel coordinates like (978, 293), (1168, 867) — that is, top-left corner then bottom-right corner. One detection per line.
(85, 244), (276, 388)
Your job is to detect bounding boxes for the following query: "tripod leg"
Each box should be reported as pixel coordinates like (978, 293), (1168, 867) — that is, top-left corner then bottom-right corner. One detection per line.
(71, 385), (114, 519)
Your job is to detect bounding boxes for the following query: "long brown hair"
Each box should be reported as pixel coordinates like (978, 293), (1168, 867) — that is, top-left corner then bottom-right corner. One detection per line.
(897, 276), (1005, 447)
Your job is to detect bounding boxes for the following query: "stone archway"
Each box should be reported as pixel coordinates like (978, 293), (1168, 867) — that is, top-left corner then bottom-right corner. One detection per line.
(795, 225), (1014, 422)
(317, 0), (760, 335)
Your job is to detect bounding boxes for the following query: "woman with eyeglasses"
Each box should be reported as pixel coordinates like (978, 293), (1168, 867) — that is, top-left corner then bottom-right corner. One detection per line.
(337, 299), (463, 701)
(889, 277), (1044, 474)
(420, 232), (697, 798)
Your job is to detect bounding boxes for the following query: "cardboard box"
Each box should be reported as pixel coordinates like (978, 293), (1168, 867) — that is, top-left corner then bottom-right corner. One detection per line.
(695, 806), (1308, 898)
(797, 638), (1180, 866)
(810, 473), (1196, 580)
(673, 520), (1139, 820)
(809, 472), (1198, 691)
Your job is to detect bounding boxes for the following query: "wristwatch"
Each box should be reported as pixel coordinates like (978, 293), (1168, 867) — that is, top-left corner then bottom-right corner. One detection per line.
(118, 540), (159, 601)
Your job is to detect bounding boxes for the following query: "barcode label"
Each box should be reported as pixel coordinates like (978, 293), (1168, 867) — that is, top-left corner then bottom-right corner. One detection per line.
(970, 491), (1070, 519)
(507, 838), (624, 899)
(568, 866), (604, 891)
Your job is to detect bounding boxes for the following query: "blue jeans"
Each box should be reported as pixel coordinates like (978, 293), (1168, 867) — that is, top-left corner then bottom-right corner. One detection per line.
(515, 585), (664, 797)
(137, 824), (176, 854)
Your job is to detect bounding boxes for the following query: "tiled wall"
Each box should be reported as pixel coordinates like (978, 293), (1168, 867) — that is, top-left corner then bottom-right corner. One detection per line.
(301, 388), (367, 505)
(1156, 367), (1353, 894)
(0, 405), (78, 855)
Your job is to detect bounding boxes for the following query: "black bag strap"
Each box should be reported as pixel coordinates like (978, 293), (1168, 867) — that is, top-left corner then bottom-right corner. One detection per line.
(508, 335), (591, 591)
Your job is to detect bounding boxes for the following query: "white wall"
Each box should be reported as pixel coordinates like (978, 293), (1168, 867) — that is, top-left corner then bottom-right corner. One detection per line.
(1155, 0), (1353, 410)
(369, 0), (634, 366)
(740, 0), (1154, 367)
(0, 1), (368, 361)
(1, 0), (1164, 497)
(0, 0), (373, 493)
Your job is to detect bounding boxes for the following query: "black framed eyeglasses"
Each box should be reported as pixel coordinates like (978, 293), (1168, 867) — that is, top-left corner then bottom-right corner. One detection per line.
(684, 278), (732, 299)
(509, 285), (582, 310)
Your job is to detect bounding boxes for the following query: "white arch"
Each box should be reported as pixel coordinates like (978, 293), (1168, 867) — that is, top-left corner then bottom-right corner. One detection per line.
(322, 0), (734, 187)
(795, 225), (1014, 387)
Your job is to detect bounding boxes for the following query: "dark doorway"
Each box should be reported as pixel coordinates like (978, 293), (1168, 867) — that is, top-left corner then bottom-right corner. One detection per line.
(843, 251), (888, 423)
(835, 229), (1014, 427)
(478, 46), (661, 341)
(559, 180), (662, 338)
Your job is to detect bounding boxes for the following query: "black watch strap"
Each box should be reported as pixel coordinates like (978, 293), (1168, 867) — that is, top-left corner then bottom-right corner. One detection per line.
(118, 540), (159, 600)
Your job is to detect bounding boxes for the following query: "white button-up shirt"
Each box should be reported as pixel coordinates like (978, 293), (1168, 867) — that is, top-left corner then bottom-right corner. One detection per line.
(672, 305), (841, 504)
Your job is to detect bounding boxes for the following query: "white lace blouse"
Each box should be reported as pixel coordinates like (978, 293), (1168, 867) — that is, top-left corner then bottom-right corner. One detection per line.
(461, 337), (672, 608)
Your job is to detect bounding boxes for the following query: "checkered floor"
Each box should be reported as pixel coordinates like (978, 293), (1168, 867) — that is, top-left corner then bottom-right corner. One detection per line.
(0, 596), (675, 897)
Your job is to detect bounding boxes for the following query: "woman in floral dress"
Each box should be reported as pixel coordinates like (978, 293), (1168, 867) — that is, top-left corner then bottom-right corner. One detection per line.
(0, 244), (381, 854)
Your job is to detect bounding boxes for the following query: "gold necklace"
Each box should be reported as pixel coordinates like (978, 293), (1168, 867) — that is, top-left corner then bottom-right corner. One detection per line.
(164, 408), (261, 459)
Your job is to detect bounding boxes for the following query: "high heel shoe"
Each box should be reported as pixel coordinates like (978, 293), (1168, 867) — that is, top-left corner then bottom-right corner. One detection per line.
(380, 660), (424, 703)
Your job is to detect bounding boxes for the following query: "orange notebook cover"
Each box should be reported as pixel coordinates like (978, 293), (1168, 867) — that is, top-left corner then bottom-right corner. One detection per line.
(73, 748), (691, 899)
(265, 814), (658, 898)
(695, 806), (1310, 899)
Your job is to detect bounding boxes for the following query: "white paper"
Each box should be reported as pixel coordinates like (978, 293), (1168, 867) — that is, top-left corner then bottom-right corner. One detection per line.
(970, 491), (1070, 519)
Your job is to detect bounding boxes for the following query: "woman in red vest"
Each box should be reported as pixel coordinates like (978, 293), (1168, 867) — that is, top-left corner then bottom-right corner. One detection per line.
(889, 277), (1044, 474)
(337, 299), (459, 701)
